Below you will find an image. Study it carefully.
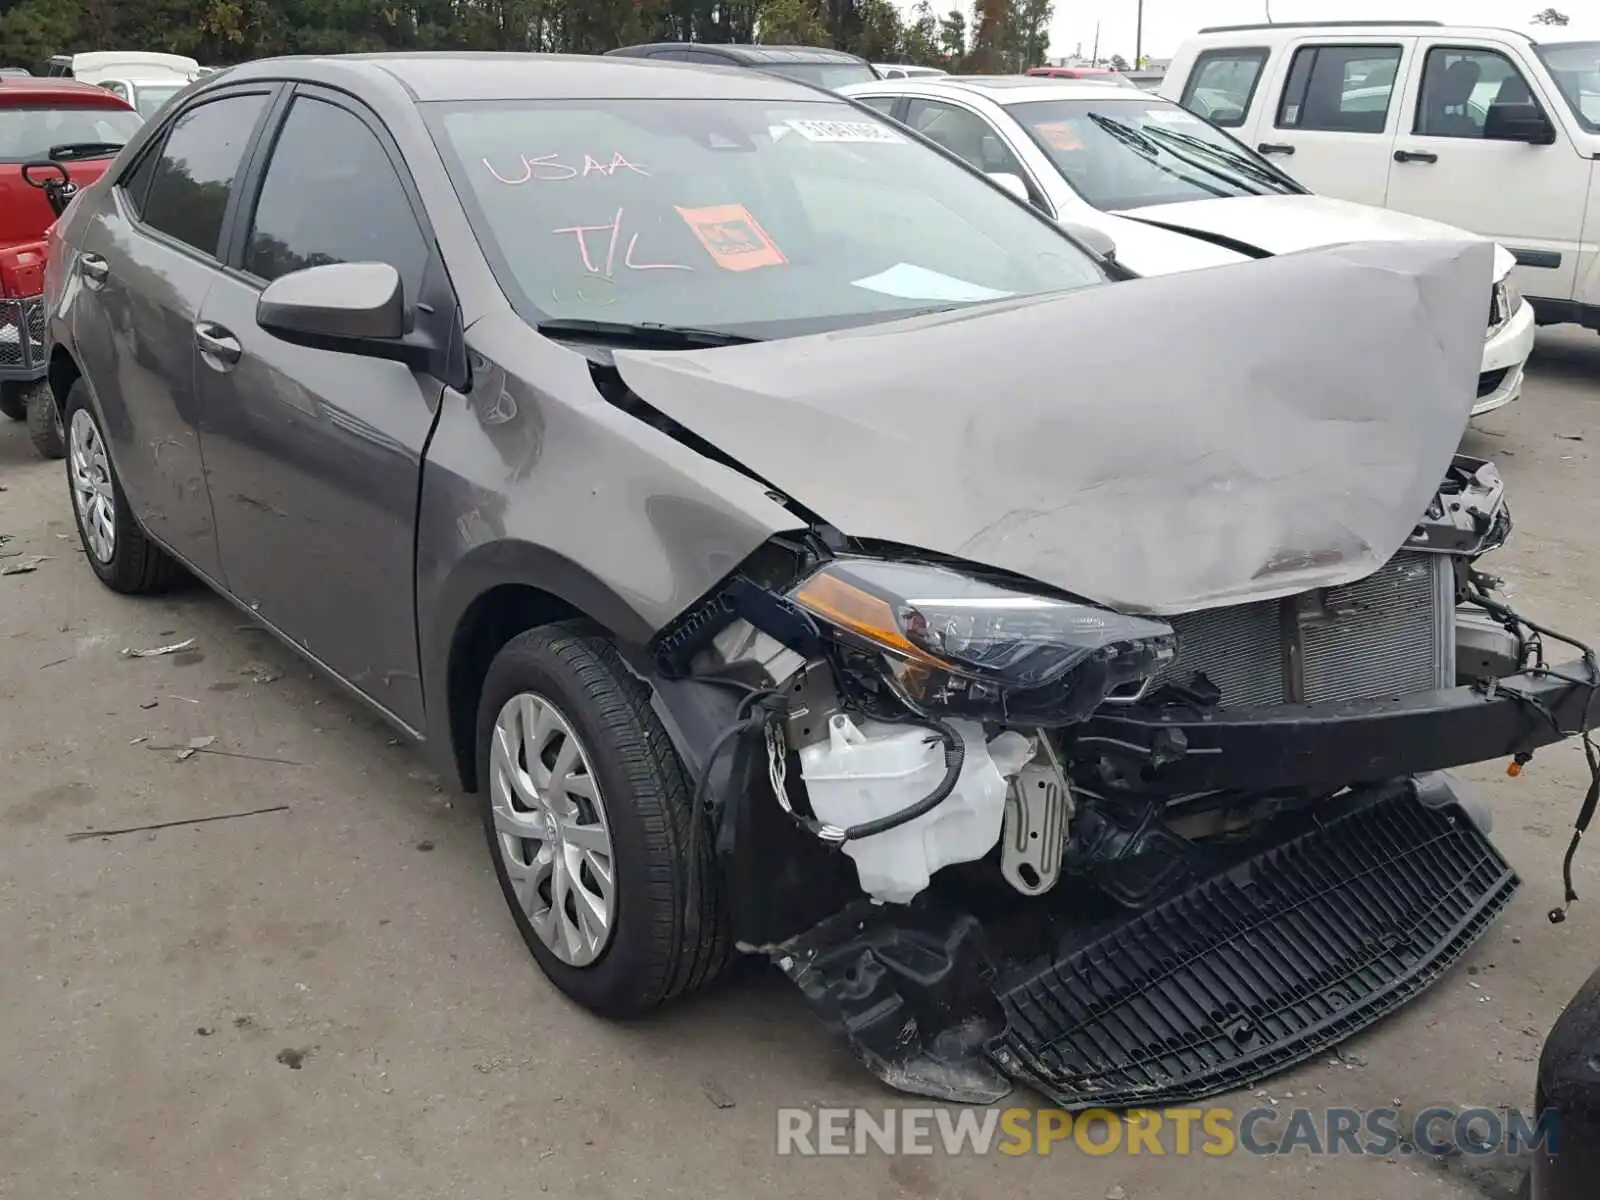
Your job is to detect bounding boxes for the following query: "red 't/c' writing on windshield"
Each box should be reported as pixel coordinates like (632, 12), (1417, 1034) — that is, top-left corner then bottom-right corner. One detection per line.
(552, 207), (692, 275)
(483, 151), (650, 185)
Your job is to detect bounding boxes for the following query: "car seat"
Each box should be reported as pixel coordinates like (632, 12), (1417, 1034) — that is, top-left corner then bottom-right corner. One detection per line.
(1421, 58), (1483, 137)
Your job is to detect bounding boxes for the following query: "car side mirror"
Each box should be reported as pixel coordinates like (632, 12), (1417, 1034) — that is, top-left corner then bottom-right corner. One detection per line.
(987, 171), (1030, 202)
(257, 261), (408, 351)
(1483, 102), (1557, 145)
(1058, 221), (1118, 261)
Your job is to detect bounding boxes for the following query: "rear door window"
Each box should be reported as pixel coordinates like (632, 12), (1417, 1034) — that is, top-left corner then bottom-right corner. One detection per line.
(1180, 48), (1269, 127)
(139, 93), (269, 257)
(1276, 44), (1404, 133)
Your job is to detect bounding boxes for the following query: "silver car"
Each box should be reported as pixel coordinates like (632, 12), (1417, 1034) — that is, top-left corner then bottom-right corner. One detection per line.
(41, 52), (1599, 1110)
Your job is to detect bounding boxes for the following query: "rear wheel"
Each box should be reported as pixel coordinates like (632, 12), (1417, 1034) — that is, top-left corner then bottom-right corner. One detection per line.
(476, 625), (730, 1017)
(23, 381), (63, 458)
(63, 381), (184, 594)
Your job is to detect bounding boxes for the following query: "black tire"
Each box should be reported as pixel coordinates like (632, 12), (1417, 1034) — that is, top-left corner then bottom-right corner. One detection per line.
(62, 380), (185, 594)
(0, 381), (25, 421)
(476, 624), (730, 1017)
(25, 381), (63, 458)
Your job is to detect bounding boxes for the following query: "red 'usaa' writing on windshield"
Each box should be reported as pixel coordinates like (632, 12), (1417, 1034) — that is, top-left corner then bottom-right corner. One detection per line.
(482, 151), (650, 185)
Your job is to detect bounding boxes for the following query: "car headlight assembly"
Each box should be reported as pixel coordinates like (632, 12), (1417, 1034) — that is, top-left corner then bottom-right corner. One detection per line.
(1488, 278), (1524, 338)
(788, 558), (1176, 724)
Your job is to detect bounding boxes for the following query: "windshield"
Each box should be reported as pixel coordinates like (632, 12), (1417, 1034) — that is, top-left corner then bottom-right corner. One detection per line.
(759, 61), (880, 89)
(0, 105), (141, 162)
(134, 84), (184, 118)
(1536, 41), (1600, 132)
(428, 97), (1106, 340)
(1008, 96), (1301, 210)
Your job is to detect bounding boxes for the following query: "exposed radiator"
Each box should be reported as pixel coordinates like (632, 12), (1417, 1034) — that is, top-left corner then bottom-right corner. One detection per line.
(1150, 552), (1455, 706)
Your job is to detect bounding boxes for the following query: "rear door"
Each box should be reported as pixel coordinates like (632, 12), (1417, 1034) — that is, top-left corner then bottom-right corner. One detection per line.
(1386, 37), (1590, 303)
(1247, 36), (1415, 206)
(193, 86), (443, 729)
(67, 86), (276, 582)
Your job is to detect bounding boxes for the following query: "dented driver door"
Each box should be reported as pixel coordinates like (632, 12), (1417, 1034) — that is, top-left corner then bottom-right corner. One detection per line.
(193, 88), (441, 730)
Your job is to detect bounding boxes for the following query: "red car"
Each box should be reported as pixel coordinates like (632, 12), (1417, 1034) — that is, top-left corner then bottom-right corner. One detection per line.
(0, 77), (139, 457)
(1024, 65), (1139, 87)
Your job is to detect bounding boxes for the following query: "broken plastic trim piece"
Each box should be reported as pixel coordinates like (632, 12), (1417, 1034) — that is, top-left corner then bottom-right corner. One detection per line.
(772, 900), (1014, 1105)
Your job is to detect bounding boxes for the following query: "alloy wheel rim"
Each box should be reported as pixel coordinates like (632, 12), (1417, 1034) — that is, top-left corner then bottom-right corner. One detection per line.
(68, 408), (115, 565)
(489, 692), (616, 966)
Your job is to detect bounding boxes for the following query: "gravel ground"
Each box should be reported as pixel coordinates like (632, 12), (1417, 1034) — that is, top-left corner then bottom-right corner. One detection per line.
(3, 328), (1600, 1199)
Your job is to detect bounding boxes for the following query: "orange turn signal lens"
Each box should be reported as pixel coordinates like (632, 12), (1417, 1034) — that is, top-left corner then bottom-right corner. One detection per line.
(791, 570), (949, 667)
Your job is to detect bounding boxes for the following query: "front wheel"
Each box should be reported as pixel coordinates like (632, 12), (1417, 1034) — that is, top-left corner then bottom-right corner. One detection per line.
(63, 380), (185, 593)
(476, 625), (730, 1017)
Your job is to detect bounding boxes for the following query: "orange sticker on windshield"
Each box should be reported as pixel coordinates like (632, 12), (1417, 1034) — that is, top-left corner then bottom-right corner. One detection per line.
(675, 204), (787, 272)
(1035, 122), (1084, 151)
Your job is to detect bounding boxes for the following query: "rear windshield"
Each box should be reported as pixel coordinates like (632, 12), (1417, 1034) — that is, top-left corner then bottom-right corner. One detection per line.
(0, 105), (140, 162)
(759, 60), (880, 89)
(428, 96), (1105, 341)
(1007, 95), (1303, 210)
(1536, 41), (1600, 131)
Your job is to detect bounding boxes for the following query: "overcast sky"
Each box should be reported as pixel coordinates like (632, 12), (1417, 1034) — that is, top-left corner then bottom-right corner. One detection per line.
(895, 1), (1596, 63)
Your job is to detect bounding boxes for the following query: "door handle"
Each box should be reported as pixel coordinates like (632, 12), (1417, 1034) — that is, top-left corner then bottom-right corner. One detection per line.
(1257, 142), (1296, 155)
(78, 252), (109, 286)
(1394, 149), (1439, 164)
(194, 322), (242, 367)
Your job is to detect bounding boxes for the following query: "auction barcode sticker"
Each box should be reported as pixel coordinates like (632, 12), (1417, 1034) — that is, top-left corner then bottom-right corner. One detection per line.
(785, 118), (905, 144)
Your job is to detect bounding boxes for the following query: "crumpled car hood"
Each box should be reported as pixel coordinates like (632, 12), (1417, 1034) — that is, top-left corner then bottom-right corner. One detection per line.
(1117, 193), (1517, 280)
(613, 239), (1491, 616)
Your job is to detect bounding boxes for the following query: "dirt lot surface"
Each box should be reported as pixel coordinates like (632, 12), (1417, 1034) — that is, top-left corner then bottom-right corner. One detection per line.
(4, 328), (1600, 1200)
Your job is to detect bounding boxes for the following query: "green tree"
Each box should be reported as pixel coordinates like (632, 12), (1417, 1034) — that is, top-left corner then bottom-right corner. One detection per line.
(901, 0), (941, 66)
(937, 7), (967, 61)
(1531, 7), (1570, 24)
(1108, 52), (1128, 71)
(759, 0), (828, 45)
(854, 0), (902, 60)
(1013, 0), (1051, 69)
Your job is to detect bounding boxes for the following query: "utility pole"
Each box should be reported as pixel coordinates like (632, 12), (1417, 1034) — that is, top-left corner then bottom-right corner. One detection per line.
(1135, 0), (1143, 70)
(1091, 19), (1100, 66)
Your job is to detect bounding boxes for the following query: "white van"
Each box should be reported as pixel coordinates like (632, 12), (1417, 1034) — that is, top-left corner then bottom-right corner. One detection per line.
(45, 51), (199, 119)
(1160, 21), (1600, 333)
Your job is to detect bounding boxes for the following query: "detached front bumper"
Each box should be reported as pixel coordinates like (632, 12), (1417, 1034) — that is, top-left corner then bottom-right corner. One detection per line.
(0, 294), (47, 383)
(780, 777), (1521, 1109)
(1080, 659), (1595, 795)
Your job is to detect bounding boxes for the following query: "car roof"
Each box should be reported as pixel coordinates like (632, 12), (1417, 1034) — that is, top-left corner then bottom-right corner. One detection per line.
(1187, 20), (1534, 44)
(608, 42), (870, 64)
(842, 75), (1155, 105)
(0, 76), (138, 106)
(53, 51), (200, 71)
(216, 51), (840, 102)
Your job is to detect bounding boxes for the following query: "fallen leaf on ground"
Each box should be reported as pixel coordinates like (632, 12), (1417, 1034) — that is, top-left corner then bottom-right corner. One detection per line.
(121, 637), (196, 658)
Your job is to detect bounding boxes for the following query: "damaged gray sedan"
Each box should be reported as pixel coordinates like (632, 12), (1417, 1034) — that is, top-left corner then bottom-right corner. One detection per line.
(44, 52), (1600, 1110)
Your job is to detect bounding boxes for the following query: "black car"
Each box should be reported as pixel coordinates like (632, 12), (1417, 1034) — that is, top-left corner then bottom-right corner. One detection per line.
(605, 42), (880, 88)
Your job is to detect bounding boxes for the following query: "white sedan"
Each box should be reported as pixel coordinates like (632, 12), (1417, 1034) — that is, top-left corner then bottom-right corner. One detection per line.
(840, 76), (1535, 418)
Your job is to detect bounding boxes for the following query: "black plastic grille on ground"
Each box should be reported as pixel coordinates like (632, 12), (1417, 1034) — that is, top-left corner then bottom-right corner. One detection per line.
(988, 791), (1518, 1109)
